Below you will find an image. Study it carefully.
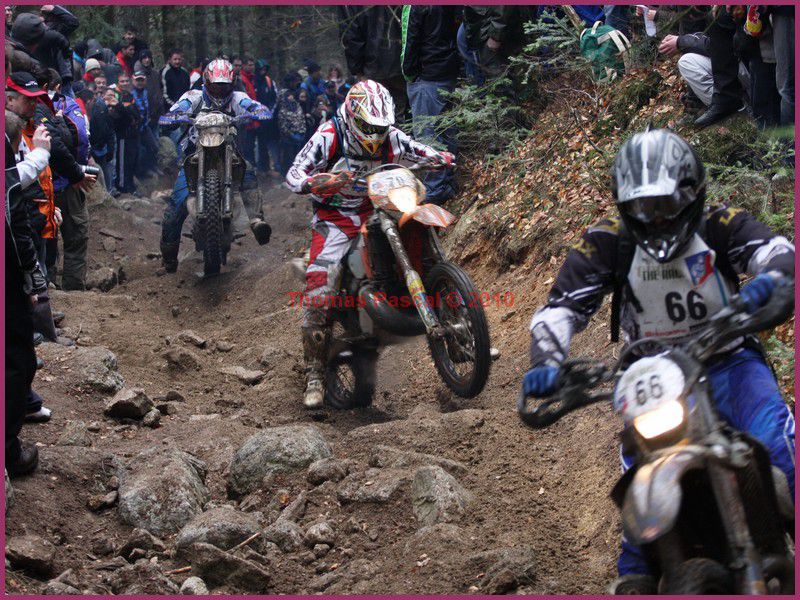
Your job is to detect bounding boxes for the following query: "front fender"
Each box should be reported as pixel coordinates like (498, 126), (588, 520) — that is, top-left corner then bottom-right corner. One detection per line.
(621, 447), (706, 545)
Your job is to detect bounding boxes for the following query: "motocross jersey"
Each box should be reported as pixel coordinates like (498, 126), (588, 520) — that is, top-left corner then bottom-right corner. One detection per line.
(163, 89), (271, 153)
(529, 205), (795, 367)
(285, 105), (443, 211)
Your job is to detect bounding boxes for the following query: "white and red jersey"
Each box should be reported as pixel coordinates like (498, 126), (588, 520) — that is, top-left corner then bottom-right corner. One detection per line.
(286, 106), (443, 212)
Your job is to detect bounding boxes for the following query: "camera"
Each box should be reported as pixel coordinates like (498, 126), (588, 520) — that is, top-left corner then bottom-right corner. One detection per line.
(81, 165), (101, 177)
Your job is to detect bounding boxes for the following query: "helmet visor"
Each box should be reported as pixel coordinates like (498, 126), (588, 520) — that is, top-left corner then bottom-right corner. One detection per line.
(621, 190), (695, 224)
(206, 82), (232, 100)
(354, 115), (389, 137)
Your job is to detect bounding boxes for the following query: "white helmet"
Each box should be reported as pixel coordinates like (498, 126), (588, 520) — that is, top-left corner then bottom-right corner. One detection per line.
(203, 58), (235, 109)
(343, 80), (395, 155)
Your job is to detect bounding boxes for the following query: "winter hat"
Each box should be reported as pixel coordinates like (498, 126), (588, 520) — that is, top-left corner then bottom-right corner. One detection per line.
(11, 12), (45, 46)
(85, 58), (102, 73)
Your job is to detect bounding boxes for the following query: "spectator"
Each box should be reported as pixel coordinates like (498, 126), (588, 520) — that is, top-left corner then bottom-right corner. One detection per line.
(161, 49), (190, 107)
(255, 59), (280, 175)
(36, 5), (78, 96)
(132, 70), (161, 178)
(5, 133), (47, 478)
(463, 6), (536, 84)
(300, 61), (326, 104)
(456, 18), (484, 86)
(82, 57), (102, 83)
(72, 38), (88, 81)
(327, 64), (344, 90)
(771, 6), (794, 126)
(338, 5), (409, 117)
(111, 77), (142, 195)
(232, 55), (245, 92)
(401, 5), (459, 205)
(115, 41), (136, 78)
(92, 88), (118, 195)
(133, 48), (164, 134)
(5, 4), (13, 37)
(322, 79), (341, 112)
(7, 12), (49, 82)
(93, 73), (108, 97)
(277, 80), (307, 176)
(114, 25), (149, 63)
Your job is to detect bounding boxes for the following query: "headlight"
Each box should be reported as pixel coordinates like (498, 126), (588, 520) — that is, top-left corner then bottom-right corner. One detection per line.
(633, 400), (685, 439)
(387, 186), (418, 214)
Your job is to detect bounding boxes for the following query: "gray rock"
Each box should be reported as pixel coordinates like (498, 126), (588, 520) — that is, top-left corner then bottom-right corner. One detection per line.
(108, 561), (180, 594)
(117, 528), (166, 560)
(43, 581), (81, 595)
(307, 457), (352, 485)
(263, 519), (304, 553)
(177, 330), (207, 348)
(56, 420), (92, 447)
(305, 522), (335, 547)
(166, 390), (186, 402)
(87, 490), (118, 512)
(163, 348), (201, 371)
(117, 448), (210, 536)
(278, 491), (307, 523)
(215, 340), (234, 353)
(179, 576), (209, 595)
(101, 236), (117, 253)
(189, 542), (270, 593)
(6, 535), (56, 577)
(175, 506), (261, 556)
(86, 266), (118, 292)
(369, 444), (468, 476)
(313, 543), (331, 558)
(228, 425), (332, 496)
(220, 365), (265, 386)
(468, 546), (537, 594)
(142, 409), (161, 428)
(90, 537), (116, 557)
(104, 388), (154, 420)
(337, 468), (411, 504)
(410, 466), (472, 527)
(403, 523), (468, 557)
(73, 346), (124, 393)
(156, 401), (181, 416)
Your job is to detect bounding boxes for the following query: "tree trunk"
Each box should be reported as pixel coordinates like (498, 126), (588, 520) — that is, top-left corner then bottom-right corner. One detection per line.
(213, 6), (223, 56)
(194, 6), (208, 61)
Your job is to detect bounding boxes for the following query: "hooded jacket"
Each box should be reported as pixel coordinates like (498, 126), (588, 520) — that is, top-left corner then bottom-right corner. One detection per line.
(401, 5), (460, 83)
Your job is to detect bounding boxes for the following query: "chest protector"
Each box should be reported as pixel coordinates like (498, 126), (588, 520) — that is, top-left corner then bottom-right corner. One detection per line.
(624, 233), (736, 342)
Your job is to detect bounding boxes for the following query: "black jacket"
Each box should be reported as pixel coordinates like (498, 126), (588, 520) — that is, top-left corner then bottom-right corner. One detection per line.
(90, 100), (116, 157)
(401, 6), (460, 83)
(6, 38), (49, 82)
(109, 92), (141, 140)
(34, 101), (84, 185)
(161, 64), (191, 106)
(463, 5), (535, 57)
(677, 32), (711, 57)
(338, 5), (403, 81)
(5, 136), (39, 273)
(33, 29), (72, 83)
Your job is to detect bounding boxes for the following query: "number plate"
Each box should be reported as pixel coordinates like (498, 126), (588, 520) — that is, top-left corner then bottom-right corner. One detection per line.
(614, 356), (685, 420)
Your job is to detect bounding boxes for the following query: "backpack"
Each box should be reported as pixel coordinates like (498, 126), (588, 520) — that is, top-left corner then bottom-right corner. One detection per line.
(579, 21), (631, 83)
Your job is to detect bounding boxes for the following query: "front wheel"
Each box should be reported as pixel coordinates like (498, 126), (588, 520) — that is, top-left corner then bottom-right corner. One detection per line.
(662, 558), (734, 594)
(201, 169), (223, 276)
(424, 262), (491, 398)
(325, 345), (378, 410)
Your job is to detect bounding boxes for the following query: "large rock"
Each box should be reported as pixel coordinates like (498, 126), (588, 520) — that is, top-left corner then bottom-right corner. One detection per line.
(163, 348), (201, 371)
(43, 581), (81, 595)
(86, 267), (118, 292)
(5, 535), (56, 577)
(177, 330), (207, 348)
(175, 506), (261, 556)
(410, 466), (472, 527)
(108, 561), (180, 594)
(73, 346), (124, 393)
(369, 445), (468, 476)
(188, 542), (270, 593)
(56, 420), (92, 447)
(228, 425), (332, 495)
(305, 522), (335, 547)
(468, 546), (537, 594)
(117, 448), (210, 536)
(337, 468), (412, 504)
(262, 519), (304, 553)
(104, 388), (154, 420)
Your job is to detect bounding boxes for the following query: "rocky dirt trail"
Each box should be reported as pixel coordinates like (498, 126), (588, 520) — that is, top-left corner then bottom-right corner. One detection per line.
(6, 177), (625, 595)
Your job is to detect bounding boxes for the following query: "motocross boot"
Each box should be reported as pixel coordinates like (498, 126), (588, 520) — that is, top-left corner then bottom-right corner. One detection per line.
(302, 326), (331, 409)
(241, 188), (271, 246)
(160, 241), (180, 273)
(250, 219), (272, 246)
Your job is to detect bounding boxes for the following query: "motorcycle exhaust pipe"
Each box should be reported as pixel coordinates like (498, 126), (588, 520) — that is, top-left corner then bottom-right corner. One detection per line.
(360, 284), (426, 336)
(224, 145), (234, 215)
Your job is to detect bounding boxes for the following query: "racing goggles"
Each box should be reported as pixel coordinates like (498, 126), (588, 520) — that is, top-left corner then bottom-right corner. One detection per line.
(354, 116), (389, 137)
(621, 189), (696, 224)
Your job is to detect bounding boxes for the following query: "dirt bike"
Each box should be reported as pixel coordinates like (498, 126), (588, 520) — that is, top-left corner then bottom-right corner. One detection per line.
(180, 111), (255, 276)
(518, 284), (795, 594)
(295, 160), (492, 409)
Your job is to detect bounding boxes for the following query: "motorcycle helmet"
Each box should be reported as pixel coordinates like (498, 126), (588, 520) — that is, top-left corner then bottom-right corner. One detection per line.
(612, 128), (706, 263)
(343, 80), (395, 155)
(203, 59), (234, 110)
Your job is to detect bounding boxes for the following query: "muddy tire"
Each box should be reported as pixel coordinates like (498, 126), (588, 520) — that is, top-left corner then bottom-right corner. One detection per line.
(325, 347), (378, 410)
(662, 558), (734, 594)
(202, 169), (223, 276)
(425, 262), (491, 398)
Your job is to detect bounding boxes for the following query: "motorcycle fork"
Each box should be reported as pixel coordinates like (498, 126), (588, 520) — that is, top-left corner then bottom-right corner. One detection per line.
(377, 211), (442, 337)
(696, 384), (766, 594)
(223, 145), (234, 218)
(196, 148), (205, 215)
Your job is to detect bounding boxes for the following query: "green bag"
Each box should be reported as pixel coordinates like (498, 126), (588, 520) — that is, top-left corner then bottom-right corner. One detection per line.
(579, 21), (631, 83)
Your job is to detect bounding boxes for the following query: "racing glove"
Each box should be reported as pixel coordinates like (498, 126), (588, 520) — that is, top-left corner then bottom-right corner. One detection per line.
(739, 272), (784, 314)
(302, 171), (355, 198)
(434, 151), (455, 168)
(522, 365), (559, 397)
(158, 112), (192, 131)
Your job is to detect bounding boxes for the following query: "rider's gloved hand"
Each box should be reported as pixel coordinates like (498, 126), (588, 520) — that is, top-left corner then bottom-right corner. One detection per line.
(158, 112), (191, 131)
(302, 171), (354, 198)
(739, 272), (783, 314)
(434, 151), (455, 168)
(522, 365), (559, 397)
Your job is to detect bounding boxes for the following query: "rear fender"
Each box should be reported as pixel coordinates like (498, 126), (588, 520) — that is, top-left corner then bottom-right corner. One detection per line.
(621, 448), (706, 545)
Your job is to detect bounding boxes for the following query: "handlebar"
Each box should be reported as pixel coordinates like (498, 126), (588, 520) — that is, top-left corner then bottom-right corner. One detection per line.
(517, 281), (794, 429)
(346, 159), (454, 188)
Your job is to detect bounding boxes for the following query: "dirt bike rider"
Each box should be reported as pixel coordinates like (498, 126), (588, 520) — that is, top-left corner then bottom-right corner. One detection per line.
(285, 80), (454, 409)
(521, 129), (795, 594)
(158, 58), (273, 273)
